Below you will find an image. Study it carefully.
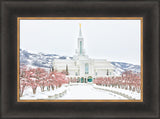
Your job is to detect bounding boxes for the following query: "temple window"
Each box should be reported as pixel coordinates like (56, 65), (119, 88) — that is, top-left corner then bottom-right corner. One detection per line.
(80, 41), (82, 54)
(85, 63), (89, 74)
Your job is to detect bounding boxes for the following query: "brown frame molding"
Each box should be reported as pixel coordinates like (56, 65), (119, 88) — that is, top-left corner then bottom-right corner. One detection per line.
(1, 0), (159, 118)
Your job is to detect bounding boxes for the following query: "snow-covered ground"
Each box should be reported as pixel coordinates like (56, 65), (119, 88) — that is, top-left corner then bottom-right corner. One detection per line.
(92, 84), (141, 100)
(20, 84), (68, 100)
(59, 83), (128, 100)
(20, 83), (140, 100)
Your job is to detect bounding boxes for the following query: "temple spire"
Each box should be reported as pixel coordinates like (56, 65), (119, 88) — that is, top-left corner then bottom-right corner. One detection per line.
(79, 23), (82, 36)
(76, 23), (85, 56)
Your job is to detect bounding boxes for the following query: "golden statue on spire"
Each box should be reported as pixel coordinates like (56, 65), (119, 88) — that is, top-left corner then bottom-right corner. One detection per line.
(79, 23), (81, 28)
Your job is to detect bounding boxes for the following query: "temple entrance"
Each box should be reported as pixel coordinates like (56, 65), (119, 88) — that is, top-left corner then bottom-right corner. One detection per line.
(81, 77), (84, 83)
(88, 76), (92, 82)
(80, 77), (92, 83)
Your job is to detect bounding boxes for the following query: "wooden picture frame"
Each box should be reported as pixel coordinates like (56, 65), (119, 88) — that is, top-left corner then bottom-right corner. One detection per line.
(1, 0), (159, 118)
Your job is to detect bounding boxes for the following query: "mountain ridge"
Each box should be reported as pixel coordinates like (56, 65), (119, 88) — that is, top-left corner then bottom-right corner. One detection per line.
(20, 49), (141, 75)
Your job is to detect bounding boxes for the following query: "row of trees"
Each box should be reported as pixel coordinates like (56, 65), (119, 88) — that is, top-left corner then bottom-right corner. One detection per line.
(93, 71), (141, 93)
(19, 66), (68, 97)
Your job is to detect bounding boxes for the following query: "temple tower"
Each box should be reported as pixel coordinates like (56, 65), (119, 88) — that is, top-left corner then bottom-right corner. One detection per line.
(77, 24), (85, 56)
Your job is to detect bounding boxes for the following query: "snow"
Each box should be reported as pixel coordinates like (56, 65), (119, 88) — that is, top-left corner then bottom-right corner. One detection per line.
(115, 63), (121, 67)
(20, 83), (140, 100)
(20, 49), (141, 75)
(20, 85), (68, 100)
(92, 84), (141, 100)
(59, 83), (128, 100)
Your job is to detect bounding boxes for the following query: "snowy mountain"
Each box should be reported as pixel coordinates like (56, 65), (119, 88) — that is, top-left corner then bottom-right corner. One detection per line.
(20, 49), (72, 69)
(20, 49), (140, 75)
(111, 62), (141, 76)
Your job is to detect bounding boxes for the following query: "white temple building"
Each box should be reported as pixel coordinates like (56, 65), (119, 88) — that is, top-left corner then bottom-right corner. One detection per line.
(53, 24), (114, 83)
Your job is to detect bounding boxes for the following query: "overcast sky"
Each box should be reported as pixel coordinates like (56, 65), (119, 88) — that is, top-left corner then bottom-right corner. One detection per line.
(20, 20), (141, 65)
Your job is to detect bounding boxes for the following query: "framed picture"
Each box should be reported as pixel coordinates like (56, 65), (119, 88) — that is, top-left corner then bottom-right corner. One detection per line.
(1, 0), (159, 119)
(17, 17), (143, 102)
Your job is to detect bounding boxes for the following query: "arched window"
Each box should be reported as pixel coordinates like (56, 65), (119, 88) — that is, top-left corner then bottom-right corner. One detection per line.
(85, 63), (89, 74)
(95, 72), (97, 76)
(75, 72), (78, 76)
(80, 41), (82, 54)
